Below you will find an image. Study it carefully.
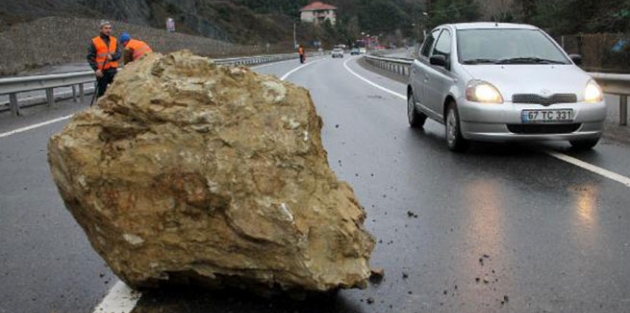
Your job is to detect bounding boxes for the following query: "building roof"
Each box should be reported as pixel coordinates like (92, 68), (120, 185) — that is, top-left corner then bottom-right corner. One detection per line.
(300, 1), (337, 12)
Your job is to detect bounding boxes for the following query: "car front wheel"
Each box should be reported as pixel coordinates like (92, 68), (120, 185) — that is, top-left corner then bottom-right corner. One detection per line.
(569, 137), (600, 150)
(445, 102), (469, 152)
(407, 93), (426, 128)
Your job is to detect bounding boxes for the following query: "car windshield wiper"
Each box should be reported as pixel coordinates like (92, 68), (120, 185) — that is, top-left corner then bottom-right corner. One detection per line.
(497, 57), (567, 64)
(462, 58), (498, 64)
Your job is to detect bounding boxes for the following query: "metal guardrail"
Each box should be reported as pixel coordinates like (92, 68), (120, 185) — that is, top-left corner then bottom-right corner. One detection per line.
(589, 73), (630, 126)
(364, 55), (630, 126)
(0, 53), (299, 116)
(364, 55), (413, 77)
(0, 71), (95, 116)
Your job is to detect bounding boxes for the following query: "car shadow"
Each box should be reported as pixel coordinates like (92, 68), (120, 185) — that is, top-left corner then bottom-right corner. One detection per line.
(407, 126), (543, 157)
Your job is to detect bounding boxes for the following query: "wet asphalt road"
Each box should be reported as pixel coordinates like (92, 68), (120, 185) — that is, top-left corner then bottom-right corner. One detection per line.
(1, 55), (630, 313)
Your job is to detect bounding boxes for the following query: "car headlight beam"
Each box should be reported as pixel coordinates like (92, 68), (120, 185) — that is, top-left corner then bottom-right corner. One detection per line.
(585, 80), (603, 103)
(466, 80), (504, 104)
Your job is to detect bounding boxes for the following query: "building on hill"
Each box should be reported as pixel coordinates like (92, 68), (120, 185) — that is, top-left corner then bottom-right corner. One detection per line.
(300, 2), (337, 25)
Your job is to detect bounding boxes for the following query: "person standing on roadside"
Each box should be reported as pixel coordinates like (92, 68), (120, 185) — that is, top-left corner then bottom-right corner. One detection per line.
(298, 44), (305, 64)
(87, 20), (121, 98)
(119, 32), (153, 64)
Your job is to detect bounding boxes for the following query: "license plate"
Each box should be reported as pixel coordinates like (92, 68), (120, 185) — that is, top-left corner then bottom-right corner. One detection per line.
(521, 109), (573, 123)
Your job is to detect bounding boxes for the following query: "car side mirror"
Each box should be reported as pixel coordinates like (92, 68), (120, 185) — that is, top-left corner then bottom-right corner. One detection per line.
(430, 54), (447, 67)
(569, 54), (582, 65)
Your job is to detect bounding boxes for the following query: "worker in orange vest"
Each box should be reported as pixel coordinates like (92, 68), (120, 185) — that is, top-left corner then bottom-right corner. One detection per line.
(298, 45), (305, 64)
(119, 32), (153, 64)
(87, 20), (121, 98)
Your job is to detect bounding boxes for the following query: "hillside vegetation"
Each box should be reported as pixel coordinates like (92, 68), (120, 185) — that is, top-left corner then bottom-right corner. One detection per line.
(1, 0), (629, 48)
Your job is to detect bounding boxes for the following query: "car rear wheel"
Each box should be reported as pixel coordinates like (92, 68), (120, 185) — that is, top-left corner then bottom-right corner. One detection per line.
(445, 102), (469, 152)
(407, 93), (426, 128)
(569, 137), (600, 150)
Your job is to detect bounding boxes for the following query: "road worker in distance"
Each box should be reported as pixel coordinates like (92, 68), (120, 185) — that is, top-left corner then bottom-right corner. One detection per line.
(119, 32), (153, 64)
(298, 44), (305, 64)
(87, 20), (121, 98)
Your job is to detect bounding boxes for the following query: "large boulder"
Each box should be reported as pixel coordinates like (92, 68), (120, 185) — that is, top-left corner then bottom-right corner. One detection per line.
(48, 51), (375, 293)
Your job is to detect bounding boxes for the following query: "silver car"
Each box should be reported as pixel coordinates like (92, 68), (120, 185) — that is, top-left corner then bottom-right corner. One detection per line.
(407, 23), (606, 152)
(332, 48), (344, 58)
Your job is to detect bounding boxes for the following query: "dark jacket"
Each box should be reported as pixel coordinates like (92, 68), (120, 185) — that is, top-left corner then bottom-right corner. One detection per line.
(87, 34), (122, 71)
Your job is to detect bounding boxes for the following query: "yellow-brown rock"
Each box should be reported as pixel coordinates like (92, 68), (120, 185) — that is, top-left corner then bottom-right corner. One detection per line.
(47, 51), (375, 293)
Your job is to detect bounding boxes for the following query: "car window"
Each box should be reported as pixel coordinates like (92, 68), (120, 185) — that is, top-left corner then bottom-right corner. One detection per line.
(420, 29), (441, 58)
(457, 29), (571, 64)
(432, 29), (452, 57)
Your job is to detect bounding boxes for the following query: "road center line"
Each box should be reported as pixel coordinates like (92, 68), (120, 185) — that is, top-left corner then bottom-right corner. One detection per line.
(343, 56), (630, 189)
(0, 114), (74, 139)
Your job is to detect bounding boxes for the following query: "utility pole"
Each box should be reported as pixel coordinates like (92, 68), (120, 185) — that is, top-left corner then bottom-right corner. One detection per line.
(293, 22), (297, 49)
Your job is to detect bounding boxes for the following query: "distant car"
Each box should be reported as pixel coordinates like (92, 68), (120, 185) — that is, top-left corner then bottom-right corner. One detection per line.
(351, 48), (360, 55)
(359, 47), (367, 54)
(407, 22), (606, 152)
(331, 48), (344, 58)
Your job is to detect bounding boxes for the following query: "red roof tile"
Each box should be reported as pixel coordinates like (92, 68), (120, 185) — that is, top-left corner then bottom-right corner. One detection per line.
(300, 1), (337, 11)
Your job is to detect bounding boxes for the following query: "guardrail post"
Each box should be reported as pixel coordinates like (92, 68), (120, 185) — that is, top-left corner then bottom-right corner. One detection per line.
(46, 88), (54, 107)
(72, 85), (78, 103)
(9, 93), (19, 116)
(79, 84), (85, 103)
(621, 95), (628, 126)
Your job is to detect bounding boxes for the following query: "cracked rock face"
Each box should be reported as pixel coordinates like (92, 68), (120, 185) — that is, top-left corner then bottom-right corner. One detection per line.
(47, 51), (375, 293)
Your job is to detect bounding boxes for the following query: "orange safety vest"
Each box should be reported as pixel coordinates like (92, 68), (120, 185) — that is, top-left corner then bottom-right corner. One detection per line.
(298, 47), (304, 55)
(92, 36), (118, 70)
(126, 39), (152, 61)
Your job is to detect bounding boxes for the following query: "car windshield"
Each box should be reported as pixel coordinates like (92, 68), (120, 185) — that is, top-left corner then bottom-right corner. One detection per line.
(457, 28), (571, 65)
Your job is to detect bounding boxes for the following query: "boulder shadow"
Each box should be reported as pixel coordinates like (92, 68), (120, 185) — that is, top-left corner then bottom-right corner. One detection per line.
(132, 285), (365, 313)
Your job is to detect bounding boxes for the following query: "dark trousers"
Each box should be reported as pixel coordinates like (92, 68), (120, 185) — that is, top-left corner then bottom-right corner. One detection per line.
(96, 69), (117, 98)
(299, 54), (305, 64)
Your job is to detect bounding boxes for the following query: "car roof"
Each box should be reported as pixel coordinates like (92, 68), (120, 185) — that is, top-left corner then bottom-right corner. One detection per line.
(442, 22), (539, 30)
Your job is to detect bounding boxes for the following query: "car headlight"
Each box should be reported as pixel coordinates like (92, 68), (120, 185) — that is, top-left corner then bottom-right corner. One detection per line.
(585, 80), (603, 103)
(466, 80), (504, 104)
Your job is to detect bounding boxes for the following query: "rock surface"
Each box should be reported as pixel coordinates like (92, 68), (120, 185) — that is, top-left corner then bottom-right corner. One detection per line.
(48, 51), (375, 292)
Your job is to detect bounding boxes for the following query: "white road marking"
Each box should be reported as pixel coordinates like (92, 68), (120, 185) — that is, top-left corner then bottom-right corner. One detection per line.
(91, 281), (140, 313)
(546, 150), (630, 188)
(0, 114), (74, 139)
(280, 59), (322, 81)
(343, 57), (406, 100)
(342, 57), (630, 189)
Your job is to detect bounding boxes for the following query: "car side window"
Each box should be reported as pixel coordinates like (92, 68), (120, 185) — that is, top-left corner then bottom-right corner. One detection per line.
(420, 29), (441, 58)
(432, 30), (452, 58)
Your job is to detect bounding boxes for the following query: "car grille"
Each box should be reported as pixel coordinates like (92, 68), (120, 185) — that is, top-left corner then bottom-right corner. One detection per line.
(512, 93), (577, 106)
(507, 124), (581, 134)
